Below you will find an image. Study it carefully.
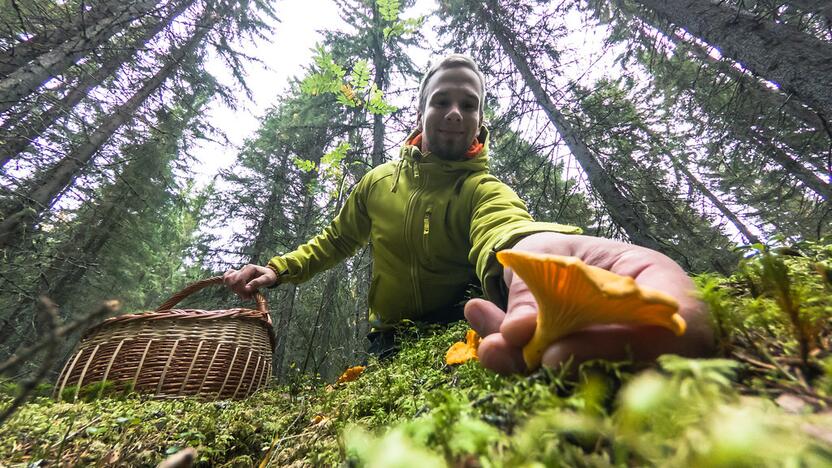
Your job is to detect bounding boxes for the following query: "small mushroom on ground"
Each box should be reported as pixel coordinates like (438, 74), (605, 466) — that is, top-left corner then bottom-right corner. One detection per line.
(445, 329), (481, 365)
(496, 250), (686, 370)
(336, 365), (366, 384)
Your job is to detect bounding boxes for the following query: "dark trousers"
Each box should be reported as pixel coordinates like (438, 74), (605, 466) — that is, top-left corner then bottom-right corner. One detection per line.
(366, 304), (466, 361)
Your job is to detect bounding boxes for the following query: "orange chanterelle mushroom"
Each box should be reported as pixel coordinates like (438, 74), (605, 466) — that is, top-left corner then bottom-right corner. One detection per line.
(445, 329), (481, 365)
(336, 365), (365, 384)
(496, 250), (686, 370)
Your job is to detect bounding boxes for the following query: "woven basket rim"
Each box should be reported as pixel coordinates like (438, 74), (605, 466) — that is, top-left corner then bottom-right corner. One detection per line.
(82, 307), (275, 350)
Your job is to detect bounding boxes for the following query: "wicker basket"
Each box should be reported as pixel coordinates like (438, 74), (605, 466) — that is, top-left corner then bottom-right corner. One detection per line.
(55, 277), (274, 401)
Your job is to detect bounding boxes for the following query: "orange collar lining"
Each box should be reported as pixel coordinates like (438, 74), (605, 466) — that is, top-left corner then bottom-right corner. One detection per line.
(407, 132), (483, 159)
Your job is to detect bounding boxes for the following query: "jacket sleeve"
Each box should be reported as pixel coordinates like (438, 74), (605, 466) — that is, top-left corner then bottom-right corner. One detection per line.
(468, 174), (582, 309)
(266, 174), (372, 284)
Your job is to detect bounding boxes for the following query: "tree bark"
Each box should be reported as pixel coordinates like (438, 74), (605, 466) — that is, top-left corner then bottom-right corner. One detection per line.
(747, 130), (832, 200)
(653, 23), (832, 175)
(0, 0), (148, 78)
(0, 16), (213, 250)
(477, 0), (665, 253)
(274, 141), (326, 382)
(673, 154), (762, 244)
(248, 147), (290, 264)
(657, 25), (832, 199)
(630, 0), (832, 119)
(657, 23), (831, 143)
(628, 18), (831, 198)
(370, 0), (388, 168)
(0, 0), (193, 168)
(0, 0), (162, 115)
(783, 0), (832, 24)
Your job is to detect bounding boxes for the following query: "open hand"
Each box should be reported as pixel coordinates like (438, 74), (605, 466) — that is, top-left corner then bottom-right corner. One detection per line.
(464, 233), (714, 374)
(223, 264), (278, 300)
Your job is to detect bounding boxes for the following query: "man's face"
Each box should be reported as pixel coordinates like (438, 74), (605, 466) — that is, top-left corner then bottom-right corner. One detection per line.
(418, 66), (483, 160)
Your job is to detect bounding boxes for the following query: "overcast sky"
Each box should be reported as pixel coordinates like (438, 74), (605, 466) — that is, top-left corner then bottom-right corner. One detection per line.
(192, 0), (340, 183)
(192, 0), (436, 186)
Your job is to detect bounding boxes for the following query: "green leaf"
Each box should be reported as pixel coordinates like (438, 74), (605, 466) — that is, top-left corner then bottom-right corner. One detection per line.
(367, 83), (398, 115)
(292, 157), (317, 173)
(377, 0), (400, 22)
(350, 60), (370, 91)
(321, 142), (351, 167)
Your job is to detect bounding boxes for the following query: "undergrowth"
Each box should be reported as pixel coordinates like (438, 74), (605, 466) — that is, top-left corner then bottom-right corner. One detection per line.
(1, 238), (830, 466)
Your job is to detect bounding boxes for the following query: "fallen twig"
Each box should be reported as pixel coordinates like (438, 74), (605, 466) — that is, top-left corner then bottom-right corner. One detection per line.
(0, 297), (60, 425)
(0, 300), (119, 374)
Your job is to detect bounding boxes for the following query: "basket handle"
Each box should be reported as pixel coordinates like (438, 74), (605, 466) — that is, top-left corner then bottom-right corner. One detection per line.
(155, 276), (268, 314)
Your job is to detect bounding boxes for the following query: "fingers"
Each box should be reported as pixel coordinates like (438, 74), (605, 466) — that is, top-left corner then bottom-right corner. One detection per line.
(540, 325), (679, 370)
(463, 298), (528, 375)
(223, 264), (263, 300)
(477, 333), (526, 375)
(246, 267), (277, 290)
(463, 298), (505, 336)
(500, 271), (538, 347)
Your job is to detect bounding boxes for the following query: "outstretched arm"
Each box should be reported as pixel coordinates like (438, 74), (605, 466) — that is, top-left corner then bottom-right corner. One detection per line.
(224, 174), (373, 299)
(464, 232), (714, 374)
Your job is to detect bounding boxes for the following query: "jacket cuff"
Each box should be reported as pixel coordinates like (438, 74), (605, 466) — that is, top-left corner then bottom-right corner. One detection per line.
(266, 256), (289, 288)
(480, 222), (582, 310)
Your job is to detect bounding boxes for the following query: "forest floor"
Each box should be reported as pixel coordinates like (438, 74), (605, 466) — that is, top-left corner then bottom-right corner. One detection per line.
(1, 239), (831, 467)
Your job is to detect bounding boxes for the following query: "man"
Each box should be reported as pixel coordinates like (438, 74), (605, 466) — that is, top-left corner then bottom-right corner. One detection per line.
(224, 54), (713, 374)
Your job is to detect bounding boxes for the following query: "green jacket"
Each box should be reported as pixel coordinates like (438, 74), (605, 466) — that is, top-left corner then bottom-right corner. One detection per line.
(267, 128), (581, 328)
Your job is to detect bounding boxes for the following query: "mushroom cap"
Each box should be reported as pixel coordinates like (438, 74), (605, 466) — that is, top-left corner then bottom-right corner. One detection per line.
(445, 329), (481, 365)
(336, 365), (366, 384)
(496, 250), (686, 370)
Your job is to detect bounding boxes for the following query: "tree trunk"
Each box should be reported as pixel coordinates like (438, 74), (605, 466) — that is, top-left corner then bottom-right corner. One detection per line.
(0, 0), (149, 78)
(300, 268), (340, 376)
(248, 147), (290, 265)
(674, 155), (762, 245)
(0, 16), (212, 250)
(0, 0), (193, 168)
(747, 130), (832, 200)
(0, 90), (199, 349)
(477, 0), (665, 253)
(618, 149), (733, 273)
(630, 0), (832, 119)
(783, 0), (832, 24)
(274, 141), (327, 382)
(0, 0), (162, 114)
(273, 284), (297, 381)
(370, 0), (388, 168)
(629, 18), (832, 198)
(651, 21), (832, 144)
(652, 23), (832, 175)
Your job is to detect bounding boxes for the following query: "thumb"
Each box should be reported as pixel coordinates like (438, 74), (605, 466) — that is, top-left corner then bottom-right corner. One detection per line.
(463, 298), (505, 336)
(500, 272), (539, 347)
(245, 274), (273, 290)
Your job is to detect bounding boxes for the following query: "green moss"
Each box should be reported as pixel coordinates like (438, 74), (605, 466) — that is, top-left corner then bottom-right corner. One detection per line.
(2, 239), (831, 466)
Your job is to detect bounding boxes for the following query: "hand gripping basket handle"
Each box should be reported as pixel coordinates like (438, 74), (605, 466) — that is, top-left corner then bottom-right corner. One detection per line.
(154, 276), (268, 315)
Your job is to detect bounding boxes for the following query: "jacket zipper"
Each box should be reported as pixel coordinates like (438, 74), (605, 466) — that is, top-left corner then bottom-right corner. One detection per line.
(404, 162), (426, 314)
(422, 208), (431, 262)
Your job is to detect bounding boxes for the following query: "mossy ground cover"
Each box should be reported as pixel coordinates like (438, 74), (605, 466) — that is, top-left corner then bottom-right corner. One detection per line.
(1, 240), (831, 466)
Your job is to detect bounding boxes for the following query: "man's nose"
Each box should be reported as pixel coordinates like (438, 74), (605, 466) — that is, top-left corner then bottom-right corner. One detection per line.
(445, 104), (462, 121)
